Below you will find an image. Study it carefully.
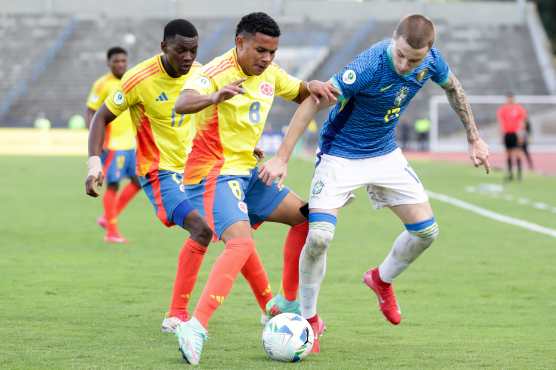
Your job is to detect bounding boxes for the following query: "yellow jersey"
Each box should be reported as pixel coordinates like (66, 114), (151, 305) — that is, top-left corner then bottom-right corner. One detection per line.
(182, 48), (301, 184)
(105, 55), (201, 176)
(86, 72), (135, 150)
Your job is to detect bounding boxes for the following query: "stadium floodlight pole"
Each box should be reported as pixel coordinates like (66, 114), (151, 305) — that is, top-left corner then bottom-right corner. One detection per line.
(429, 94), (556, 152)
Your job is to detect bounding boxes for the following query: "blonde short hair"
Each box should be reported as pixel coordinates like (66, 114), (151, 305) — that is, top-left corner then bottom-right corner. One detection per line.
(394, 14), (435, 49)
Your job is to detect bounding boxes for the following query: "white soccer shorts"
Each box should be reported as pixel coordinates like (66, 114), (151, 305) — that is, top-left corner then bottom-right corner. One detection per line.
(308, 148), (429, 210)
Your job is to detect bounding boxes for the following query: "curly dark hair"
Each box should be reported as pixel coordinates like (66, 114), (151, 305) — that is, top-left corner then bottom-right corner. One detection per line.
(235, 12), (280, 38)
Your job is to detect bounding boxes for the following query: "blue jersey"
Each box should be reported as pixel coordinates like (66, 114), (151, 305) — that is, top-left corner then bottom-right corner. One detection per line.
(320, 39), (451, 159)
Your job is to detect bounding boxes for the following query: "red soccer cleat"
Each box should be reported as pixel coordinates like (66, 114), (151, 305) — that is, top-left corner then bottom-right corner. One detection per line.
(307, 315), (326, 353)
(97, 216), (107, 229)
(104, 232), (127, 244)
(363, 268), (401, 325)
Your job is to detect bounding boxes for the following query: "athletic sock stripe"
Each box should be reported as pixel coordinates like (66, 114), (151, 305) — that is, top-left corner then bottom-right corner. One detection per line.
(405, 217), (436, 232)
(309, 212), (337, 225)
(410, 223), (439, 238)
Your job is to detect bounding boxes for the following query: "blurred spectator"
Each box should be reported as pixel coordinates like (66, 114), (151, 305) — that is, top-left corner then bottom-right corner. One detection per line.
(414, 117), (431, 151)
(68, 114), (86, 129)
(521, 118), (534, 170)
(497, 92), (527, 181)
(33, 112), (51, 130)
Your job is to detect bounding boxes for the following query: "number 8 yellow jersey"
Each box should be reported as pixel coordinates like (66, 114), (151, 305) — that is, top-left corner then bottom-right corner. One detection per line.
(182, 48), (301, 185)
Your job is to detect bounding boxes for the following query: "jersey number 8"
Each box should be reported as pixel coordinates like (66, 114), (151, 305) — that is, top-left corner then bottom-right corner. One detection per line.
(249, 101), (261, 124)
(228, 180), (243, 200)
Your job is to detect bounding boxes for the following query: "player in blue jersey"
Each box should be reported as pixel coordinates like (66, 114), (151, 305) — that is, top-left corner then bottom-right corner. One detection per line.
(259, 14), (490, 345)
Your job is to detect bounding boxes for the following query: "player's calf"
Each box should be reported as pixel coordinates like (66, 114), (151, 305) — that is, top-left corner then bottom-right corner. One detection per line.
(380, 217), (439, 283)
(299, 213), (336, 320)
(366, 217), (439, 325)
(401, 217), (440, 263)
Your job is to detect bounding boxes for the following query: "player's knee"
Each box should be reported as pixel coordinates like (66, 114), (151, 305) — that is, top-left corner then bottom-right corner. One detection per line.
(191, 224), (213, 246)
(306, 213), (337, 258)
(307, 227), (334, 255)
(107, 182), (119, 191)
(406, 217), (439, 246)
(188, 218), (213, 246)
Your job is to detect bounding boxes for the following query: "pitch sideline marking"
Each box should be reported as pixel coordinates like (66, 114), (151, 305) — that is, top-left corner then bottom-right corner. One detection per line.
(465, 184), (556, 214)
(427, 191), (556, 239)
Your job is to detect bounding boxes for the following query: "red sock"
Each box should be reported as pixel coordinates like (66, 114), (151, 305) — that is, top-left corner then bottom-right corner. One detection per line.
(168, 238), (208, 321)
(116, 182), (140, 215)
(241, 249), (272, 312)
(194, 238), (255, 329)
(282, 221), (309, 301)
(103, 187), (118, 235)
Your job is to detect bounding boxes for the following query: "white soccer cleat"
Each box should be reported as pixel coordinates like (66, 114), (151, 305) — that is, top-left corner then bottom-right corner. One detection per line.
(161, 316), (184, 334)
(176, 317), (208, 365)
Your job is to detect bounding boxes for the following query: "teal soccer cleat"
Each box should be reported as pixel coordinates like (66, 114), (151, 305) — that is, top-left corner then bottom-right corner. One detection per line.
(265, 294), (301, 317)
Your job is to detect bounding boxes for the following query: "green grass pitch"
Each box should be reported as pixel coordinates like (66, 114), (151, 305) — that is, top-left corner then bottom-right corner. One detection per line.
(1, 156), (556, 369)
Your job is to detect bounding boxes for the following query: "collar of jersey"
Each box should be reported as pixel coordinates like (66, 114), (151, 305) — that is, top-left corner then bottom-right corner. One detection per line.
(157, 54), (173, 78)
(231, 48), (249, 78)
(387, 41), (414, 78)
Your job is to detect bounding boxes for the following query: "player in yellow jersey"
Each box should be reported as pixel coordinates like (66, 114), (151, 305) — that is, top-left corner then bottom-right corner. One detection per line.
(85, 47), (140, 243)
(85, 19), (277, 337)
(85, 19), (216, 334)
(173, 13), (338, 364)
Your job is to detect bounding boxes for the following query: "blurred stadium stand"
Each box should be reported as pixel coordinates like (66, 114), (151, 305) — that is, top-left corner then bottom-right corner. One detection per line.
(0, 0), (554, 149)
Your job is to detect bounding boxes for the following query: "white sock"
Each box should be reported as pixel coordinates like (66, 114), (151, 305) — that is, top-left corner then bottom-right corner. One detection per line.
(299, 249), (326, 319)
(379, 227), (438, 283)
(299, 223), (334, 319)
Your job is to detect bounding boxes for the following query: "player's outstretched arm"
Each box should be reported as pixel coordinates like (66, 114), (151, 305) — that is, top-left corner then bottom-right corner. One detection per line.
(86, 104), (116, 197)
(259, 96), (331, 187)
(294, 80), (339, 105)
(442, 73), (491, 173)
(175, 78), (246, 114)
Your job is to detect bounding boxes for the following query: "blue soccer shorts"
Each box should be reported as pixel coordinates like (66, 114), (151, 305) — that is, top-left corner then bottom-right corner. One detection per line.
(101, 149), (137, 184)
(185, 168), (289, 239)
(140, 170), (195, 228)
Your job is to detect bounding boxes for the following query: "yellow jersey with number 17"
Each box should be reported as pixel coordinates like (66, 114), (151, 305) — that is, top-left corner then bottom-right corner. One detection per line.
(182, 48), (301, 184)
(105, 55), (201, 176)
(86, 73), (135, 150)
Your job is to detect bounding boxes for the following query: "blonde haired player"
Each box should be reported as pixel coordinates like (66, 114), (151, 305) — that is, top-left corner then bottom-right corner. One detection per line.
(260, 14), (490, 351)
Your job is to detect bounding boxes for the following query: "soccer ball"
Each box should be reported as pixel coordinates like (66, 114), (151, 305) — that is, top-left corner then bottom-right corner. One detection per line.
(262, 313), (314, 362)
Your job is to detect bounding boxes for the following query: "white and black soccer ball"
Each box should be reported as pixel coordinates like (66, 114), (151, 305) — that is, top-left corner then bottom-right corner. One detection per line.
(262, 313), (314, 362)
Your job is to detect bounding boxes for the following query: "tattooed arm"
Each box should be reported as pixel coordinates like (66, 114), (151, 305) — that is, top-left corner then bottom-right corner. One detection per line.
(442, 73), (491, 173)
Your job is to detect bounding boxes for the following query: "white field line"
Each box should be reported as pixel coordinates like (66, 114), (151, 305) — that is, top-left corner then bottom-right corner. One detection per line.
(465, 185), (556, 214)
(427, 191), (556, 239)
